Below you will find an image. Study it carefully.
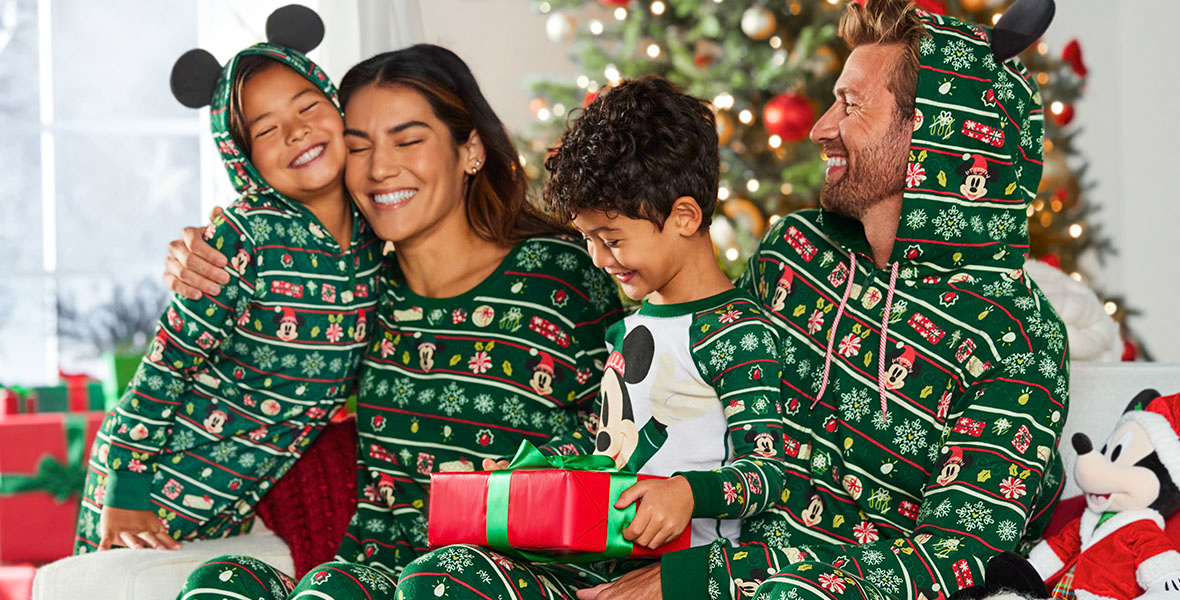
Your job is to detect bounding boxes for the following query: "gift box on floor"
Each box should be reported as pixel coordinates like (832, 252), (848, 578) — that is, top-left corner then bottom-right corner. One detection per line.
(428, 442), (691, 562)
(102, 352), (143, 409)
(0, 564), (35, 600)
(31, 383), (105, 413)
(0, 411), (105, 563)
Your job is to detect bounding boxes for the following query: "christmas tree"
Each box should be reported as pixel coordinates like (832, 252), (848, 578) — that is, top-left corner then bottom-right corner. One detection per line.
(521, 0), (1138, 355)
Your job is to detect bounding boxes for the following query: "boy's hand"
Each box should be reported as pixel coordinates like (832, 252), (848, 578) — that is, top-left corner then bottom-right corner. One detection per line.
(163, 206), (229, 301)
(482, 458), (511, 471)
(615, 475), (693, 549)
(98, 505), (181, 551)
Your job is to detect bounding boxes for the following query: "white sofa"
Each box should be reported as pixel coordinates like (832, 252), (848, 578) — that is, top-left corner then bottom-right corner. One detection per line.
(31, 363), (1180, 599)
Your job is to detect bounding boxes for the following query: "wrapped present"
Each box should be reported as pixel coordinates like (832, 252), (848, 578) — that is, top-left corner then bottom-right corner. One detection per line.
(0, 564), (35, 600)
(0, 387), (34, 418)
(428, 442), (691, 563)
(0, 411), (105, 563)
(102, 352), (143, 409)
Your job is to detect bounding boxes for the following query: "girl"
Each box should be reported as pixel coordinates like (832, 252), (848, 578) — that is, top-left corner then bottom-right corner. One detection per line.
(170, 45), (623, 598)
(76, 15), (382, 553)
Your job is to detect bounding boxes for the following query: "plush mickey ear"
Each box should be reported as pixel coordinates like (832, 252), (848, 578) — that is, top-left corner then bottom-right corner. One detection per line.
(1127, 388), (1162, 413)
(990, 0), (1055, 63)
(170, 49), (222, 109)
(266, 4), (324, 54)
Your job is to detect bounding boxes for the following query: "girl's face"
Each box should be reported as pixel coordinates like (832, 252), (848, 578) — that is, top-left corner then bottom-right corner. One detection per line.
(343, 83), (482, 245)
(241, 63), (346, 200)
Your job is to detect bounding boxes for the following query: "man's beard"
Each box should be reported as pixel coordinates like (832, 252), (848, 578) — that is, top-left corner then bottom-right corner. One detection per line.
(819, 121), (910, 220)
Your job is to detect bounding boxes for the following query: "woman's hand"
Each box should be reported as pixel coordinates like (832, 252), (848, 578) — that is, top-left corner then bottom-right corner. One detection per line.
(163, 206), (230, 300)
(98, 505), (181, 550)
(482, 458), (511, 471)
(615, 475), (694, 549)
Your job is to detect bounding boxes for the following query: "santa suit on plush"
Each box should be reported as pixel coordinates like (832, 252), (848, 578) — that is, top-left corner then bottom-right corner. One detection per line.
(1028, 392), (1180, 600)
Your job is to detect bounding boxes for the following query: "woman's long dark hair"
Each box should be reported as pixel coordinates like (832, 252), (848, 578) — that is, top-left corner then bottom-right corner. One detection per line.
(339, 44), (572, 246)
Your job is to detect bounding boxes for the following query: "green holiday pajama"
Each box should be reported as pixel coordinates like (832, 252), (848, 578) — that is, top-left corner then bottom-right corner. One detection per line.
(180, 555), (395, 600)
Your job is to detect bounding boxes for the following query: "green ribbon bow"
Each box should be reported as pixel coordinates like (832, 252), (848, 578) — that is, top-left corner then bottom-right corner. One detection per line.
(485, 441), (636, 563)
(0, 415), (89, 502)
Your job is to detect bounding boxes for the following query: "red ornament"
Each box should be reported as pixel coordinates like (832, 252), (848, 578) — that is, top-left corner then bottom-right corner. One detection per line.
(1122, 337), (1137, 362)
(1039, 253), (1061, 269)
(599, 0), (630, 5)
(1052, 104), (1075, 127)
(583, 90), (599, 107)
(914, 0), (948, 14)
(763, 92), (815, 142)
(1062, 39), (1088, 77)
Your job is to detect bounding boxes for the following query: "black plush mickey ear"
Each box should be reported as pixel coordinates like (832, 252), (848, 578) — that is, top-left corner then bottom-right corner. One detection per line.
(171, 49), (222, 109)
(266, 4), (324, 54)
(991, 0), (1055, 63)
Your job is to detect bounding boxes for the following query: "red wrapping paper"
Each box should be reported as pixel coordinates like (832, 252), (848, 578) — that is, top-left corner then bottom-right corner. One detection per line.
(428, 469), (691, 560)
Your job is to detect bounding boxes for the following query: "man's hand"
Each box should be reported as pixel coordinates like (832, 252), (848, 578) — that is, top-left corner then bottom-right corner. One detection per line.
(577, 564), (661, 600)
(616, 475), (693, 550)
(163, 206), (229, 301)
(98, 505), (181, 551)
(482, 458), (511, 471)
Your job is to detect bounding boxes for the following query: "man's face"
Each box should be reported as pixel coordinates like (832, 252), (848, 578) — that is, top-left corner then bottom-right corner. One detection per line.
(810, 43), (913, 219)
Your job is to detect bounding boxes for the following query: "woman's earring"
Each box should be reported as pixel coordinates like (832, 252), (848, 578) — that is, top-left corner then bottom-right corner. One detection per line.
(471, 159), (482, 175)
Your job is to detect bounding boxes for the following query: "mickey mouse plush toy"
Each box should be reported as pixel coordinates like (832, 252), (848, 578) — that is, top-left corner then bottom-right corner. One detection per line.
(957, 389), (1180, 600)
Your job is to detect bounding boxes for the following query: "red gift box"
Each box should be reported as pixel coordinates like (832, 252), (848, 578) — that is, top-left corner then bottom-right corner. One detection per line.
(0, 564), (35, 600)
(0, 411), (105, 563)
(429, 467), (691, 561)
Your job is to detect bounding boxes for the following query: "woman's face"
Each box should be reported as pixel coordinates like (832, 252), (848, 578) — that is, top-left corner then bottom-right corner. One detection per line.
(241, 63), (345, 200)
(343, 83), (481, 244)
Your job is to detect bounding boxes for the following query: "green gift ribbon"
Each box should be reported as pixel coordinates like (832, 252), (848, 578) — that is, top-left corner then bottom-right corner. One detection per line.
(484, 441), (638, 563)
(0, 414), (89, 502)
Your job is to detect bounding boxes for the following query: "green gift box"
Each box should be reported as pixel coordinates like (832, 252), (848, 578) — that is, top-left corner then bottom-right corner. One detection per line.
(103, 352), (144, 409)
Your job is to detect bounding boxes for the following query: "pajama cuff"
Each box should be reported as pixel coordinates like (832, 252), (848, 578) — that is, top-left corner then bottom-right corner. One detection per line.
(104, 468), (154, 511)
(676, 469), (726, 518)
(660, 543), (712, 600)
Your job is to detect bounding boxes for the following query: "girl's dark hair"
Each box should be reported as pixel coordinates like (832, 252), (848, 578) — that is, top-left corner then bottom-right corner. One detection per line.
(544, 76), (719, 230)
(339, 44), (572, 246)
(227, 54), (283, 158)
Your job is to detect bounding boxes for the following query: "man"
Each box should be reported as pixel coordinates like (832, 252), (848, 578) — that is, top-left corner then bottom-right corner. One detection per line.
(584, 1), (1066, 598)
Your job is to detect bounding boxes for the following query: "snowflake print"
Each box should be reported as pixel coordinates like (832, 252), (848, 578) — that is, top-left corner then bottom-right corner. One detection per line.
(710, 339), (737, 371)
(819, 572), (846, 594)
(210, 441), (238, 462)
(365, 518), (387, 533)
(146, 375), (163, 390)
(1000, 476), (1027, 499)
(942, 39), (977, 71)
(761, 331), (778, 355)
(238, 453), (256, 468)
(437, 546), (475, 572)
(501, 396), (528, 426)
(253, 346), (278, 370)
(988, 212), (1017, 240)
(723, 482), (738, 504)
(418, 388), (436, 406)
(1039, 356), (1058, 379)
(249, 218), (272, 243)
(718, 307), (742, 324)
(971, 215), (985, 232)
(174, 430), (196, 450)
(906, 162), (927, 188)
(893, 419), (928, 455)
(932, 499), (953, 518)
(707, 580), (720, 600)
(473, 394), (495, 413)
(797, 359), (811, 380)
(374, 380), (389, 397)
(1013, 296), (1034, 311)
(853, 521), (879, 544)
(906, 208), (928, 229)
(583, 270), (614, 311)
(956, 501), (995, 532)
(391, 379), (416, 407)
(868, 568), (903, 595)
(1002, 352), (1034, 375)
(983, 279), (1015, 297)
(807, 309), (825, 334)
(837, 333), (861, 358)
(478, 571), (493, 585)
(531, 411), (548, 430)
(1021, 128), (1034, 149)
(862, 549), (885, 565)
(516, 242), (549, 270)
(993, 74), (1016, 101)
(438, 383), (468, 416)
(998, 520), (1020, 541)
(871, 407), (893, 431)
(301, 352), (326, 377)
(811, 451), (829, 474)
(934, 207), (967, 240)
(841, 388), (871, 422)
(356, 569), (391, 593)
(468, 351), (492, 374)
(556, 252), (579, 271)
(1044, 323), (1065, 353)
(740, 332), (759, 352)
(920, 36), (936, 56)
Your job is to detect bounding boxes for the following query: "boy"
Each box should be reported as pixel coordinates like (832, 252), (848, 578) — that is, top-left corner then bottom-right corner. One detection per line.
(394, 76), (788, 599)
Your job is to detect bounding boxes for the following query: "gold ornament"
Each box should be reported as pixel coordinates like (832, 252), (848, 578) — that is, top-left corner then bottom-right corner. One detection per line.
(716, 111), (734, 145)
(740, 6), (777, 41)
(961, 0), (989, 12)
(723, 198), (767, 238)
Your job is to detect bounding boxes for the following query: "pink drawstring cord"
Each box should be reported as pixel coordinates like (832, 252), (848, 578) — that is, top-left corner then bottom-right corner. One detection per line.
(812, 254), (857, 408)
(877, 262), (900, 418)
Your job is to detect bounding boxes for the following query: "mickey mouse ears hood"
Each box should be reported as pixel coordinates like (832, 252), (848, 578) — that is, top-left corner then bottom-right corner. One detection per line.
(169, 5), (341, 201)
(823, 0), (1055, 273)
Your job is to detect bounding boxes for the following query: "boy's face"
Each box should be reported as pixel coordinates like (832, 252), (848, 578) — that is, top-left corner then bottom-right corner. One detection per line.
(573, 209), (686, 301)
(241, 63), (345, 200)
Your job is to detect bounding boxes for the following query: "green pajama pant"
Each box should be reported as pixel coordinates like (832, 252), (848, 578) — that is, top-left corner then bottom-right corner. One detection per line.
(178, 555), (396, 600)
(395, 544), (652, 600)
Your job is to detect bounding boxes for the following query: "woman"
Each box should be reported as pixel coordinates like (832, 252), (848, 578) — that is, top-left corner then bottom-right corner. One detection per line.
(169, 45), (623, 599)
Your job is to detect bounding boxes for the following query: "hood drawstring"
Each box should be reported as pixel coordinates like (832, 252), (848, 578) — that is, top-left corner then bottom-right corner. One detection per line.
(876, 262), (900, 419)
(812, 254), (857, 408)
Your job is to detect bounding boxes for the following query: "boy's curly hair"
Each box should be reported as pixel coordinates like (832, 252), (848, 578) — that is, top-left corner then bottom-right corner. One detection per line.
(544, 76), (719, 230)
